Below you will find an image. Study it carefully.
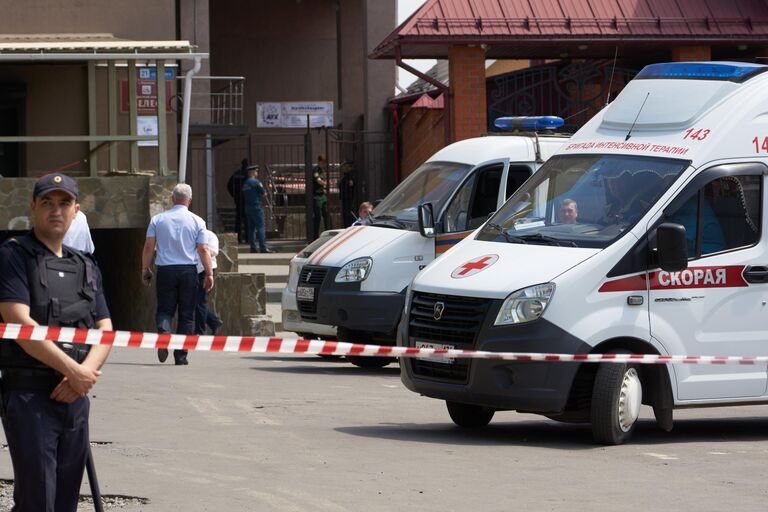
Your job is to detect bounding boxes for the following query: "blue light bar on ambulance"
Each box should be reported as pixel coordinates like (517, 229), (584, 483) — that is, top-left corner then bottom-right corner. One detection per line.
(635, 62), (768, 83)
(494, 116), (565, 131)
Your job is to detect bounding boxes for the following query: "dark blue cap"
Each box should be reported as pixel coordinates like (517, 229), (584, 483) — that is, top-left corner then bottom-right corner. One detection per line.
(33, 173), (79, 200)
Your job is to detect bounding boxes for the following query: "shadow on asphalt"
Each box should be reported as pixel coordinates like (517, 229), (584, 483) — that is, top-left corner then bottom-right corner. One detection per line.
(336, 416), (768, 448)
(241, 355), (348, 363)
(249, 362), (401, 377)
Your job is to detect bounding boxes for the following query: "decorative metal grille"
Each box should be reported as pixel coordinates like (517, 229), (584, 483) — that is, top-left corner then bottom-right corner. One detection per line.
(487, 60), (639, 132)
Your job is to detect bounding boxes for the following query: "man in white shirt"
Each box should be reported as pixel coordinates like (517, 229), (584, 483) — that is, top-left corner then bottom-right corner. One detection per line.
(195, 230), (222, 335)
(63, 210), (95, 254)
(141, 183), (213, 365)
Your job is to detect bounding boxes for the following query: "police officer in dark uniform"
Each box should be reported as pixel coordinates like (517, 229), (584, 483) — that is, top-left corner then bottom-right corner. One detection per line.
(0, 173), (112, 511)
(311, 154), (330, 239)
(227, 159), (249, 243)
(339, 160), (357, 227)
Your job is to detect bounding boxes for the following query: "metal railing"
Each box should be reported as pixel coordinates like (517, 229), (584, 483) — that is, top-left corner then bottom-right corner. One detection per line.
(180, 75), (245, 126)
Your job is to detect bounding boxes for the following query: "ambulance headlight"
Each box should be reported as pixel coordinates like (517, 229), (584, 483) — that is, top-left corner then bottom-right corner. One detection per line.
(335, 258), (373, 283)
(494, 283), (555, 325)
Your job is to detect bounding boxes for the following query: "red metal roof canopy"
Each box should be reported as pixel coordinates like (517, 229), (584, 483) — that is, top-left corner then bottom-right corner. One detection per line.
(372, 0), (768, 59)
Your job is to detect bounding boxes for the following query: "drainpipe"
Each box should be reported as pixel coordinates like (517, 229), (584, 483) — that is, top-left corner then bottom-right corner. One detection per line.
(395, 46), (451, 145)
(179, 56), (202, 183)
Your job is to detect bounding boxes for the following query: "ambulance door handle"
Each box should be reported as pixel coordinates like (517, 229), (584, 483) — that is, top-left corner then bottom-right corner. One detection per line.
(743, 265), (768, 284)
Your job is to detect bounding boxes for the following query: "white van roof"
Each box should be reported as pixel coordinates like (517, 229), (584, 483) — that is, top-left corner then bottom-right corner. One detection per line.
(427, 133), (569, 166)
(561, 61), (768, 165)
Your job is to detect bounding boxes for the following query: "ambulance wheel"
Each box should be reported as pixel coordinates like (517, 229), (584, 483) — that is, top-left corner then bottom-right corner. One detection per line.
(590, 363), (642, 445)
(446, 401), (495, 428)
(337, 328), (394, 368)
(347, 356), (393, 368)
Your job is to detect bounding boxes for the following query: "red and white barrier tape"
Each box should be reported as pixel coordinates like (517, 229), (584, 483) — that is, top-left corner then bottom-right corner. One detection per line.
(0, 323), (765, 365)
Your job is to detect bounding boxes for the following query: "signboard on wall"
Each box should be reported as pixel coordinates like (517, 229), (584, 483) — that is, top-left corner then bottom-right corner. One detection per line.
(137, 116), (158, 147)
(120, 68), (177, 114)
(257, 101), (334, 128)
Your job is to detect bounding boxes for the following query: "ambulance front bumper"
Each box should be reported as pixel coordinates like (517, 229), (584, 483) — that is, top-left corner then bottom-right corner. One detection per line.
(297, 265), (405, 335)
(398, 299), (589, 414)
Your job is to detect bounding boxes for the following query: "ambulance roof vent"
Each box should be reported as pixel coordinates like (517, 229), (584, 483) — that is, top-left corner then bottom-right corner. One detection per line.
(601, 62), (768, 132)
(635, 62), (768, 83)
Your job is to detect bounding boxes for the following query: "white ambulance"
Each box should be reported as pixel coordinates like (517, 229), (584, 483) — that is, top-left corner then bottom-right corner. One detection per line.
(296, 124), (569, 367)
(281, 229), (343, 339)
(399, 62), (768, 444)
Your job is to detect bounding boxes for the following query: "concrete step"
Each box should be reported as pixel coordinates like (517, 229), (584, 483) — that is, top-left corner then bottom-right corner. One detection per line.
(266, 302), (283, 333)
(237, 265), (289, 283)
(238, 252), (295, 266)
(237, 240), (307, 254)
(266, 284), (286, 303)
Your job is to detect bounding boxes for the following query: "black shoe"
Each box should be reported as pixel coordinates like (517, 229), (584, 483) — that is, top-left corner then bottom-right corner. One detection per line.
(175, 358), (189, 366)
(157, 348), (168, 363)
(250, 248), (258, 253)
(261, 248), (275, 253)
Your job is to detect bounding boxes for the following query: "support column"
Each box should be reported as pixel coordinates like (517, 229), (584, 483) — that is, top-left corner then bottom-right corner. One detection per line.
(128, 61), (139, 173)
(671, 46), (711, 61)
(448, 45), (487, 142)
(108, 61), (118, 173)
(87, 62), (98, 177)
(157, 60), (168, 176)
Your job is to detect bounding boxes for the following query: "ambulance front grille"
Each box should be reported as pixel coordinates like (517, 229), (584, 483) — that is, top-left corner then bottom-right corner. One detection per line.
(408, 292), (490, 382)
(297, 266), (329, 320)
(408, 292), (489, 344)
(298, 266), (328, 286)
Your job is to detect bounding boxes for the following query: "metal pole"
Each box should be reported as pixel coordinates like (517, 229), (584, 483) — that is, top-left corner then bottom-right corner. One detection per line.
(85, 446), (104, 512)
(206, 134), (215, 229)
(304, 115), (314, 242)
(179, 56), (202, 183)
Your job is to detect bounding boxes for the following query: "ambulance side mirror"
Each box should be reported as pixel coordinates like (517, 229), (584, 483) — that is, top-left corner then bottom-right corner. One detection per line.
(656, 223), (688, 272)
(418, 203), (436, 238)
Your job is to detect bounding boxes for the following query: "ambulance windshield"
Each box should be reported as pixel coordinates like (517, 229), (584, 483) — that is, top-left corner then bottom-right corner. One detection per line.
(372, 161), (472, 226)
(478, 154), (688, 248)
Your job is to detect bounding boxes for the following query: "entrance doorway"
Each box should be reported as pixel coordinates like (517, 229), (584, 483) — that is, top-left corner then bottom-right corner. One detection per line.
(0, 83), (25, 177)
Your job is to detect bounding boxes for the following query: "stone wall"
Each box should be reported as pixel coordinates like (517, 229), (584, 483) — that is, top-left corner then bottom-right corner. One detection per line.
(0, 176), (272, 336)
(216, 232), (239, 272)
(209, 272), (272, 336)
(0, 176), (176, 230)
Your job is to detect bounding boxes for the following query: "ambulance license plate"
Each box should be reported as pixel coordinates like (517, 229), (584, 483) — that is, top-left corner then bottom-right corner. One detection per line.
(415, 341), (455, 364)
(297, 286), (314, 301)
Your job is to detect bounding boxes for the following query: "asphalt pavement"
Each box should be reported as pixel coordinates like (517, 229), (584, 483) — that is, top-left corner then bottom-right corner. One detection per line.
(1, 346), (768, 511)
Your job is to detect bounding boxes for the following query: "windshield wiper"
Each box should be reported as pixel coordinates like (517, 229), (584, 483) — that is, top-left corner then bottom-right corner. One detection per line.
(517, 233), (578, 247)
(486, 222), (530, 244)
(369, 214), (407, 229)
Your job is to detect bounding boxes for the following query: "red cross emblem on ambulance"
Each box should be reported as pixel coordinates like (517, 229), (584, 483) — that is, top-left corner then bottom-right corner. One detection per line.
(450, 254), (499, 279)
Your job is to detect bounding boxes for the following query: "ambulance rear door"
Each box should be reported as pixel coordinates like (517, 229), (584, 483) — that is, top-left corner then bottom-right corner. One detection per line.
(649, 162), (768, 400)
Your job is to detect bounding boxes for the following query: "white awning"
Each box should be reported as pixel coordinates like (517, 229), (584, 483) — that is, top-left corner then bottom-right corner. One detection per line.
(0, 35), (204, 61)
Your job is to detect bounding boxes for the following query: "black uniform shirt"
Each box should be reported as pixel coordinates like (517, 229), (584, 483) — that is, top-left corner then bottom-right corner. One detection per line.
(0, 234), (110, 321)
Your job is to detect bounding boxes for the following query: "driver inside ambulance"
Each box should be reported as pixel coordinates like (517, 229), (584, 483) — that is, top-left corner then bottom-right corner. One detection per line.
(557, 198), (578, 224)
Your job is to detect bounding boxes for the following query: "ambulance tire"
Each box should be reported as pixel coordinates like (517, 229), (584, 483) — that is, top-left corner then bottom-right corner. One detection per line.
(338, 328), (395, 368)
(590, 363), (642, 445)
(347, 356), (393, 368)
(446, 401), (495, 428)
(297, 334), (342, 360)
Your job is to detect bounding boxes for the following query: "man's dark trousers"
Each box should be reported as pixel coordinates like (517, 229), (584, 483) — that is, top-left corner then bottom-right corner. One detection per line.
(156, 265), (198, 362)
(313, 195), (328, 239)
(245, 205), (267, 252)
(2, 389), (89, 511)
(195, 271), (221, 335)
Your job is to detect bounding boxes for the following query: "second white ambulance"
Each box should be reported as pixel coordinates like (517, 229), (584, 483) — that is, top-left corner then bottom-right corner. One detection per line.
(400, 61), (768, 444)
(297, 125), (568, 367)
